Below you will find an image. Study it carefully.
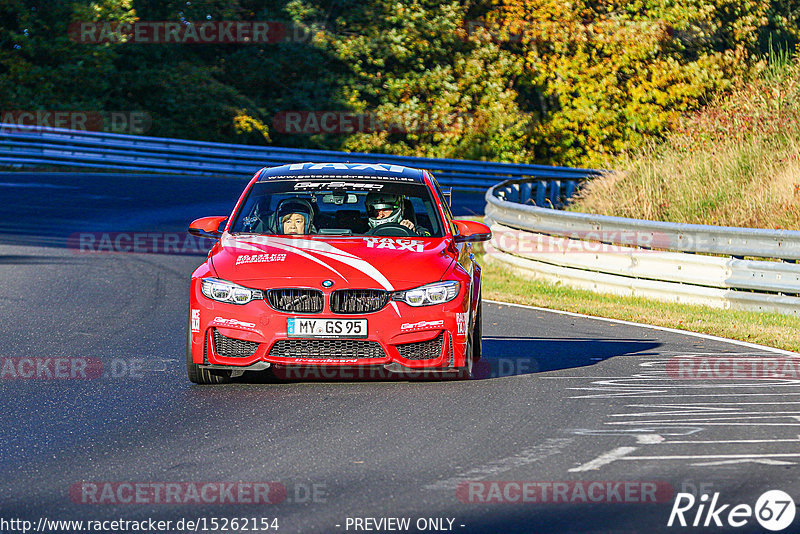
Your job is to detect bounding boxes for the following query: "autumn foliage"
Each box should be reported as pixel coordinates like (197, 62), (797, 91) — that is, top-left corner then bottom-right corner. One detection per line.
(1, 0), (797, 166)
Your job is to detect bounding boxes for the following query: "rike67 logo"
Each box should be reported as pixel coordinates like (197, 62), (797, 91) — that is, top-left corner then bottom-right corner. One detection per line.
(668, 490), (796, 531)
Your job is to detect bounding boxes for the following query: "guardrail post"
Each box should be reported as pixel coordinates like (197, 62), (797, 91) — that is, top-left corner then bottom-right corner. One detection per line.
(521, 182), (533, 205)
(564, 180), (576, 203)
(548, 180), (561, 208)
(535, 182), (546, 207)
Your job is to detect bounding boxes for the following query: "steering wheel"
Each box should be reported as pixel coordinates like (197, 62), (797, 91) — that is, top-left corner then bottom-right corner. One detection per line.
(365, 223), (416, 237)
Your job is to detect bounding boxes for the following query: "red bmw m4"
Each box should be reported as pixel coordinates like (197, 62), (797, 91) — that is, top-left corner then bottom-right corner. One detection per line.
(187, 162), (491, 383)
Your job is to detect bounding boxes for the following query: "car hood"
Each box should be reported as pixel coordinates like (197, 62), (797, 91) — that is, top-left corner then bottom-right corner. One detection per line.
(211, 233), (456, 290)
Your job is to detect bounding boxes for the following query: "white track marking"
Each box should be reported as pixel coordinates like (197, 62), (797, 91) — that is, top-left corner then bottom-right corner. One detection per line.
(486, 299), (798, 356)
(570, 428), (702, 437)
(663, 438), (800, 444)
(592, 393), (800, 397)
(612, 411), (800, 418)
(609, 414), (800, 421)
(488, 301), (800, 472)
(568, 447), (638, 472)
(635, 434), (664, 444)
(423, 438), (573, 490)
(691, 459), (796, 466)
(605, 421), (800, 427)
(627, 401), (800, 405)
(623, 453), (800, 460)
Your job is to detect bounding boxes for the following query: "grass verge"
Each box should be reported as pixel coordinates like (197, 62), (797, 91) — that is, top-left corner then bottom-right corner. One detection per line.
(569, 54), (800, 230)
(480, 258), (800, 353)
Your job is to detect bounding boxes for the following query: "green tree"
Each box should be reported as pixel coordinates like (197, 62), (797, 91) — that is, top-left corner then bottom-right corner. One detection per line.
(488, 0), (800, 166)
(0, 0), (134, 109)
(287, 0), (533, 161)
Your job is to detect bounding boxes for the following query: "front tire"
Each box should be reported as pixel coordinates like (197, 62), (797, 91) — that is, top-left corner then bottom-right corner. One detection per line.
(455, 335), (474, 380)
(455, 311), (476, 380)
(454, 297), (482, 380)
(186, 322), (230, 384)
(472, 297), (482, 362)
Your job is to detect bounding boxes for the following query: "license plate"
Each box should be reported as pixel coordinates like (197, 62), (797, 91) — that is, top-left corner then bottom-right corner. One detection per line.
(287, 318), (367, 338)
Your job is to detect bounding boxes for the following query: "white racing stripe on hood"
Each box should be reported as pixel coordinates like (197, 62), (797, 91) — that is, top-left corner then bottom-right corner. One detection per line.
(222, 234), (349, 282)
(296, 243), (405, 316)
(304, 247), (402, 315)
(227, 235), (394, 289)
(224, 235), (402, 316)
(273, 238), (402, 294)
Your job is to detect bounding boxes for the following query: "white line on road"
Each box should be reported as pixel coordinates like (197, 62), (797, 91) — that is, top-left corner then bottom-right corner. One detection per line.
(570, 428), (702, 437)
(627, 401), (800, 405)
(486, 300), (799, 356)
(691, 459), (796, 466)
(599, 393), (800, 397)
(423, 438), (574, 490)
(664, 437), (800, 444)
(604, 421), (800, 426)
(568, 447), (638, 472)
(623, 453), (800, 460)
(611, 411), (800, 418)
(635, 434), (664, 444)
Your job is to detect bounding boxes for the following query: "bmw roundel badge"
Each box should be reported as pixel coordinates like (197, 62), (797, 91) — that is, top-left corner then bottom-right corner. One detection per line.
(322, 280), (334, 288)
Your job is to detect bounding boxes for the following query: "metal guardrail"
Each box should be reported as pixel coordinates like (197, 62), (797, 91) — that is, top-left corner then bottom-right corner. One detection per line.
(0, 124), (600, 194)
(4, 123), (796, 314)
(489, 180), (800, 260)
(485, 179), (800, 316)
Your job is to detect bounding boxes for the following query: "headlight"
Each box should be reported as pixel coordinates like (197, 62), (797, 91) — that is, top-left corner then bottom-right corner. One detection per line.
(201, 278), (264, 305)
(392, 281), (459, 307)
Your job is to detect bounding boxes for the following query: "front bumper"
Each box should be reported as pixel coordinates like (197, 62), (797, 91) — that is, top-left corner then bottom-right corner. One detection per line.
(189, 280), (471, 371)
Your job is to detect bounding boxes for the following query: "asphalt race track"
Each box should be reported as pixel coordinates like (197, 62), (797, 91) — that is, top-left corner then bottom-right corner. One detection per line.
(1, 172), (799, 534)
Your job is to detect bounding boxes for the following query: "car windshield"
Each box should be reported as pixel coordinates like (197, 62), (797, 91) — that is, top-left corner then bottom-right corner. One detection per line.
(230, 177), (445, 237)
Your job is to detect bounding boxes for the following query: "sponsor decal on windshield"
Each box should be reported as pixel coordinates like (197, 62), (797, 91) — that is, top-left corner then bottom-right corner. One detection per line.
(289, 163), (407, 173)
(259, 163), (419, 182)
(293, 181), (384, 190)
(363, 238), (424, 252)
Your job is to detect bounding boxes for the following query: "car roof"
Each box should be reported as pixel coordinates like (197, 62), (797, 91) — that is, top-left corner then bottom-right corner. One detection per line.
(257, 162), (427, 184)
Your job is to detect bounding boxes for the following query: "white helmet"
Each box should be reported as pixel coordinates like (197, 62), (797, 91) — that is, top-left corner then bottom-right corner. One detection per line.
(366, 192), (403, 228)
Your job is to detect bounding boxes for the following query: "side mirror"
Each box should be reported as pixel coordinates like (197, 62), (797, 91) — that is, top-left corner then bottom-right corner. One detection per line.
(188, 216), (227, 239)
(453, 220), (492, 243)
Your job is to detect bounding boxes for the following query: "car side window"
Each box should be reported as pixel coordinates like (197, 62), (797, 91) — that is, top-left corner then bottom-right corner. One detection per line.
(431, 177), (457, 235)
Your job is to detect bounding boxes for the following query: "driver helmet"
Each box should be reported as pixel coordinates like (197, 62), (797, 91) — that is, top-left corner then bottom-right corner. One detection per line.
(275, 197), (315, 234)
(366, 192), (403, 229)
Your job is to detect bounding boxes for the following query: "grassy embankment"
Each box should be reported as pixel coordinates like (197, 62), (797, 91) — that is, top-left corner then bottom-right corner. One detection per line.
(482, 54), (800, 352)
